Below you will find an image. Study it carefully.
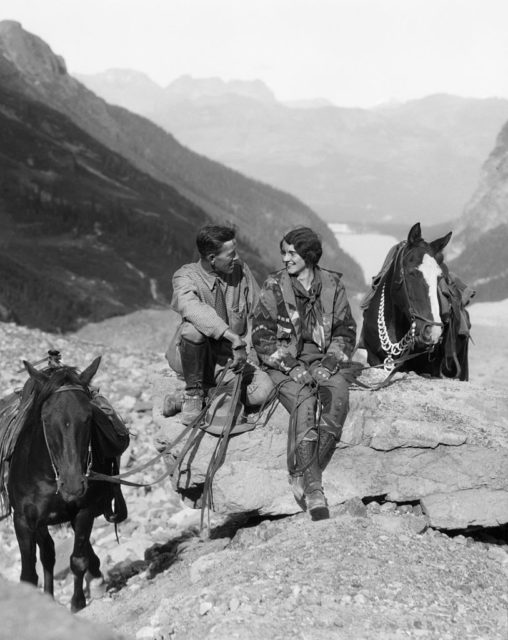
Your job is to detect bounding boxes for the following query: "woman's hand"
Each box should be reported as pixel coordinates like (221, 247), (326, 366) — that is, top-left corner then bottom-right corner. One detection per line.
(289, 365), (314, 386)
(312, 366), (332, 384)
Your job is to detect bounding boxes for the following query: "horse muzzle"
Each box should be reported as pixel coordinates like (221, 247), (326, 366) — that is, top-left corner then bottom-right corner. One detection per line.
(416, 321), (443, 347)
(57, 475), (89, 502)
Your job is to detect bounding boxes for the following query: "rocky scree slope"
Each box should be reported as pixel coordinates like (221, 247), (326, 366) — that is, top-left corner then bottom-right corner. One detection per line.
(0, 312), (507, 639)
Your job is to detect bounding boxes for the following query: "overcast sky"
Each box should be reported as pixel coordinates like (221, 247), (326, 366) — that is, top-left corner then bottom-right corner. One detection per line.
(2, 0), (508, 107)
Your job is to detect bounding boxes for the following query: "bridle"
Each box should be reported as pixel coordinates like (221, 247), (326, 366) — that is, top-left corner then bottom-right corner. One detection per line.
(41, 385), (93, 494)
(377, 245), (443, 371)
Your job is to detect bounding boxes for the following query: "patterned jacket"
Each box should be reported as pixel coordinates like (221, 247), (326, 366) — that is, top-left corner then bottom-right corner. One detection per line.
(252, 267), (357, 373)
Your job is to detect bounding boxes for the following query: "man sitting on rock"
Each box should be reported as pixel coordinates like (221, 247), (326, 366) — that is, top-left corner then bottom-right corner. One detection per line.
(166, 224), (273, 425)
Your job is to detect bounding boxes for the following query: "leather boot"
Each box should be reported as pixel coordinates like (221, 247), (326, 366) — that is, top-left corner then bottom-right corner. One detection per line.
(181, 392), (204, 426)
(317, 430), (338, 472)
(295, 440), (329, 521)
(180, 338), (207, 394)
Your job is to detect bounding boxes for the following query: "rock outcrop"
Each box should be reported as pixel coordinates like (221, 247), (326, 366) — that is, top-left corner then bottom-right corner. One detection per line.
(0, 576), (121, 640)
(153, 367), (508, 530)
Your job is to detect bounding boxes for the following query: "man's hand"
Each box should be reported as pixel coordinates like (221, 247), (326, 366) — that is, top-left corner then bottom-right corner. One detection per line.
(231, 345), (248, 372)
(289, 365), (314, 386)
(312, 366), (332, 384)
(224, 329), (245, 350)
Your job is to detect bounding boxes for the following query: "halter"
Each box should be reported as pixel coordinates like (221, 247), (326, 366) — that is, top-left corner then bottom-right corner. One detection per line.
(377, 245), (443, 371)
(398, 250), (444, 334)
(41, 385), (93, 494)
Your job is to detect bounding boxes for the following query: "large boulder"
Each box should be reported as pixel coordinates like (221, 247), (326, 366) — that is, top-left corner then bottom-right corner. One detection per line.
(152, 368), (508, 530)
(0, 576), (121, 640)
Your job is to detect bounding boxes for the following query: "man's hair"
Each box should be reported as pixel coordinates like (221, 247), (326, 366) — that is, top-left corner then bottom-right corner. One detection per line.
(196, 225), (236, 257)
(280, 227), (323, 266)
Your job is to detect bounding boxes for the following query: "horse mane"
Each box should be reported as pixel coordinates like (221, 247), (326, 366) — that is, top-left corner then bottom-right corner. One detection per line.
(361, 241), (406, 311)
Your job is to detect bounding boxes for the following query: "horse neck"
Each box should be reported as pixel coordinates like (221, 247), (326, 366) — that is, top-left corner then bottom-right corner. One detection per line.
(387, 279), (413, 338)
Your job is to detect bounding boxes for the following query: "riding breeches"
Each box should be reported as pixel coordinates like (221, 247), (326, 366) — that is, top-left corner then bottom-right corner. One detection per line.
(267, 368), (349, 443)
(170, 321), (273, 407)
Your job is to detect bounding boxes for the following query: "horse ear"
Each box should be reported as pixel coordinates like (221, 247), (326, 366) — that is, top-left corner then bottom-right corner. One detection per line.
(407, 223), (422, 246)
(79, 356), (102, 386)
(429, 231), (452, 256)
(23, 360), (49, 384)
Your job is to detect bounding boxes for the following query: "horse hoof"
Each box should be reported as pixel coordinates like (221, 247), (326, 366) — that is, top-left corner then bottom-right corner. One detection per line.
(88, 576), (107, 600)
(71, 598), (87, 613)
(85, 571), (107, 600)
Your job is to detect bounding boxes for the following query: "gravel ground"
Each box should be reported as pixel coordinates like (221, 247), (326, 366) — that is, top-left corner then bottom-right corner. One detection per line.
(81, 504), (508, 640)
(0, 315), (507, 640)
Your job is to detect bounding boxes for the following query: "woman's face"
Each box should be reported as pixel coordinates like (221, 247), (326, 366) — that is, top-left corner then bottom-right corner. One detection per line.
(281, 241), (307, 276)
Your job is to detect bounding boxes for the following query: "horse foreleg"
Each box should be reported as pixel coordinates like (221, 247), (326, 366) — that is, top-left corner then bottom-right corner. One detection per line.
(36, 525), (55, 596)
(70, 509), (94, 612)
(13, 514), (38, 586)
(84, 541), (106, 600)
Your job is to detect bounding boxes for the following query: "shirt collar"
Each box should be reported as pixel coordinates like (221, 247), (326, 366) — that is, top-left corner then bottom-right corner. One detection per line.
(197, 259), (224, 290)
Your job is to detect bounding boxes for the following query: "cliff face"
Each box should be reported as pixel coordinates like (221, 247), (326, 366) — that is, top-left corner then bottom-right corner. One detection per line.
(0, 21), (363, 292)
(450, 121), (508, 301)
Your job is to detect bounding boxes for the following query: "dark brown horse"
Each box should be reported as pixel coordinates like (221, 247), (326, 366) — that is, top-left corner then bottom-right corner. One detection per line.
(361, 223), (471, 380)
(7, 357), (128, 611)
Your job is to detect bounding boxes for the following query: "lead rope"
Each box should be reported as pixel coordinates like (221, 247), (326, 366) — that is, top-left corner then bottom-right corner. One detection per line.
(200, 369), (244, 533)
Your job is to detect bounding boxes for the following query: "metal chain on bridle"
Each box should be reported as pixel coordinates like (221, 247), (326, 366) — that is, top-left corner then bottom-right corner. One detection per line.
(377, 284), (416, 371)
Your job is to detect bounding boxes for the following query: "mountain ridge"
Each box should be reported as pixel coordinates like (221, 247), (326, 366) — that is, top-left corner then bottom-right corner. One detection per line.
(0, 21), (360, 283)
(0, 21), (364, 331)
(77, 67), (508, 226)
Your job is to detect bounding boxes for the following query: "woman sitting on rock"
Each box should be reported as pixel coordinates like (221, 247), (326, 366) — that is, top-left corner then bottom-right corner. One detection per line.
(252, 227), (356, 520)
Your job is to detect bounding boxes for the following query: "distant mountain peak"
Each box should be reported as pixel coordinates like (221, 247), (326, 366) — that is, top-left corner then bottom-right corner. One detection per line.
(77, 68), (162, 88)
(0, 19), (67, 81)
(165, 75), (276, 103)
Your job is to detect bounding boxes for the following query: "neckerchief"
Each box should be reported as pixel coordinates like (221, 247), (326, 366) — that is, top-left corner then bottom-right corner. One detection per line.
(291, 270), (326, 351)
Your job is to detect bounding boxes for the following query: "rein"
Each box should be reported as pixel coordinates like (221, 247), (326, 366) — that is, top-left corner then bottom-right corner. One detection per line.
(87, 361), (241, 492)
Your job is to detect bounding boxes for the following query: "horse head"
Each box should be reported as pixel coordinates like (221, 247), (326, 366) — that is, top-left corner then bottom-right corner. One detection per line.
(23, 356), (101, 502)
(391, 222), (452, 349)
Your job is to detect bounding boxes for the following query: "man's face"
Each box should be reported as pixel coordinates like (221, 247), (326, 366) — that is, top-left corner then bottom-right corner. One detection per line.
(211, 239), (238, 275)
(281, 241), (306, 276)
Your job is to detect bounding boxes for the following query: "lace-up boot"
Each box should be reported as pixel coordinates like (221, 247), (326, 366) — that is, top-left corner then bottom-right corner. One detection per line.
(181, 392), (204, 425)
(317, 430), (338, 472)
(295, 440), (329, 520)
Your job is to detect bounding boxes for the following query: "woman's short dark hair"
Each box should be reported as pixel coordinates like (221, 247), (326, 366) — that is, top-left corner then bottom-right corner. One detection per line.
(280, 227), (322, 266)
(196, 225), (236, 257)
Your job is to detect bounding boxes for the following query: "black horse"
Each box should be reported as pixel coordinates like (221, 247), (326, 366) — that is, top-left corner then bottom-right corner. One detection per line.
(360, 223), (471, 380)
(7, 357), (128, 611)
